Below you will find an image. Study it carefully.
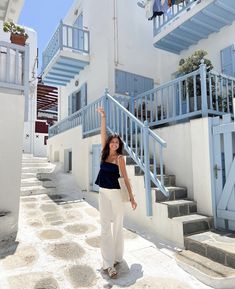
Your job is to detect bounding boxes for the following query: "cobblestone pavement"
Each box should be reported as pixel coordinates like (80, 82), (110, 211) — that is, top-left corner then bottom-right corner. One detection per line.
(0, 171), (214, 289)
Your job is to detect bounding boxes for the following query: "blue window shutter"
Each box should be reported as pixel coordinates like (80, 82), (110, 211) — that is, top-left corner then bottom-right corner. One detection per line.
(68, 94), (72, 116)
(115, 70), (127, 94)
(81, 83), (87, 108)
(71, 93), (77, 113)
(115, 69), (154, 96)
(220, 45), (235, 77)
(126, 72), (134, 95)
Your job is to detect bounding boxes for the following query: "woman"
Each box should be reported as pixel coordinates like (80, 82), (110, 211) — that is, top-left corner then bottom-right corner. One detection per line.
(95, 107), (137, 279)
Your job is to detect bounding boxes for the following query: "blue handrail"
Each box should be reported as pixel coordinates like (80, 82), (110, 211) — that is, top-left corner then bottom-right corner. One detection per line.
(49, 89), (169, 215)
(104, 90), (168, 216)
(133, 62), (235, 127)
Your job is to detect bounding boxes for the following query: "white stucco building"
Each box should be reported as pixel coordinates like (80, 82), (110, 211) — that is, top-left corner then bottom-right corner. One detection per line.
(0, 0), (30, 241)
(43, 0), (235, 266)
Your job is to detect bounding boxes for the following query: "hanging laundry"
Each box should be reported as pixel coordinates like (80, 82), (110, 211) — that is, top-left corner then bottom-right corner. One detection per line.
(148, 0), (170, 20)
(144, 0), (155, 19)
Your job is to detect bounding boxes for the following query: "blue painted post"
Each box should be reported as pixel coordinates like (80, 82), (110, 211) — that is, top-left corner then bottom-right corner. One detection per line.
(200, 59), (208, 117)
(103, 89), (109, 127)
(143, 120), (152, 216)
(59, 20), (63, 50)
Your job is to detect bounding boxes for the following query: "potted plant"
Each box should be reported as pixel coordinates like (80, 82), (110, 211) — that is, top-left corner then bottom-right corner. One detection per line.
(177, 50), (213, 111)
(3, 21), (28, 46)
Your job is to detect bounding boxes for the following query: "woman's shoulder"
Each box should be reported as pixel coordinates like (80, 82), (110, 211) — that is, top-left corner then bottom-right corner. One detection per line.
(117, 154), (124, 159)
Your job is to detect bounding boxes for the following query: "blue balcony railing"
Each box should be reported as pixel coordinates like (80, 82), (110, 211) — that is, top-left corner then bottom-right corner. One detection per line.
(133, 61), (235, 126)
(153, 0), (197, 36)
(42, 21), (90, 71)
(0, 41), (29, 94)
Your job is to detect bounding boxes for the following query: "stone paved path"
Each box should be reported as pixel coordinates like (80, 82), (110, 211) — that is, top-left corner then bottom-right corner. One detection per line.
(0, 170), (214, 289)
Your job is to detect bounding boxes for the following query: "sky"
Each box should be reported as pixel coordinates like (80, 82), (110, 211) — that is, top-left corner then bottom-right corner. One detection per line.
(19, 0), (75, 71)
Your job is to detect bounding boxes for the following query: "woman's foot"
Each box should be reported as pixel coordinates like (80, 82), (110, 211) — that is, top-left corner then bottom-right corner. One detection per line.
(107, 267), (117, 279)
(114, 261), (120, 267)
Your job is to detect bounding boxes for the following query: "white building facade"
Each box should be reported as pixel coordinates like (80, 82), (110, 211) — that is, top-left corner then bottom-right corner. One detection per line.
(45, 0), (235, 248)
(0, 0), (31, 241)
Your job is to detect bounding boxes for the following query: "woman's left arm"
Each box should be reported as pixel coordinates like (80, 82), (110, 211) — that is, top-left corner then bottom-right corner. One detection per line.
(119, 155), (137, 210)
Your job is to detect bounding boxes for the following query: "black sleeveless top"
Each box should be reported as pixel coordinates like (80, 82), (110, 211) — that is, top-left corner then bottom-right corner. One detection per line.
(95, 161), (120, 189)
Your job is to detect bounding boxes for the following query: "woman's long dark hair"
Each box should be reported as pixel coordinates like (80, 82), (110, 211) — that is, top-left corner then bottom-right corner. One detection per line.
(101, 134), (123, 162)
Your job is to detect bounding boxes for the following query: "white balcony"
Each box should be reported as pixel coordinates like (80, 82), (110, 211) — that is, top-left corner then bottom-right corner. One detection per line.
(153, 0), (235, 54)
(41, 21), (90, 87)
(0, 41), (29, 94)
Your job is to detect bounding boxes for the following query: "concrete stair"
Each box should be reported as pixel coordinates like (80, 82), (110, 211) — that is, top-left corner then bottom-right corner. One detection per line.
(176, 250), (235, 289)
(184, 230), (235, 269)
(20, 155), (56, 196)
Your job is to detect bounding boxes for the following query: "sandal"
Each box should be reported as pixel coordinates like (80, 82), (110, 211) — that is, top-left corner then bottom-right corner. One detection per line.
(107, 267), (117, 279)
(114, 261), (120, 267)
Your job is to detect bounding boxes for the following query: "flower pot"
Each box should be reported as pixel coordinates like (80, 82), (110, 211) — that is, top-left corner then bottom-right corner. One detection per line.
(10, 33), (26, 46)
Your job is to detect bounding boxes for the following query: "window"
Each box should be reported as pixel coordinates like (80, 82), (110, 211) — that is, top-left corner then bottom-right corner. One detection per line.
(220, 45), (235, 77)
(68, 83), (87, 115)
(115, 69), (154, 96)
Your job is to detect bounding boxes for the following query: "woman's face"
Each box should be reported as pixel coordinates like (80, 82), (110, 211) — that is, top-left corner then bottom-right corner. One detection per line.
(109, 137), (120, 152)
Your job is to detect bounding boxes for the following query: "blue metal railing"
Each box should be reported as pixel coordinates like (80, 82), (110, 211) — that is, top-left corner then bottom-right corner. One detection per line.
(133, 61), (235, 127)
(49, 109), (83, 137)
(49, 90), (169, 215)
(153, 0), (200, 36)
(104, 91), (168, 215)
(42, 21), (90, 71)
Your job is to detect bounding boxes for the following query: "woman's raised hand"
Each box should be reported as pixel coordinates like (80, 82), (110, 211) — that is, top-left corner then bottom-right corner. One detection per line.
(96, 107), (105, 117)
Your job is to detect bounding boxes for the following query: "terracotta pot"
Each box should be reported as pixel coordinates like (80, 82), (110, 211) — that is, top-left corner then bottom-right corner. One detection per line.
(10, 33), (26, 46)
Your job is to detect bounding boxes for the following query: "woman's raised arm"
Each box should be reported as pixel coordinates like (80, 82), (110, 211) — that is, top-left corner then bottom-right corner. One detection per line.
(96, 107), (106, 150)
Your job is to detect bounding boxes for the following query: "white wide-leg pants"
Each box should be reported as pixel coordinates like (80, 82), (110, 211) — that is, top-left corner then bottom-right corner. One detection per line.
(99, 187), (124, 269)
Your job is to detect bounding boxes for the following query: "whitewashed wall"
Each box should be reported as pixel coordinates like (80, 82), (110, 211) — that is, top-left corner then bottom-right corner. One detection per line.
(48, 115), (213, 246)
(152, 118), (213, 216)
(0, 92), (24, 241)
(0, 21), (38, 240)
(58, 0), (163, 121)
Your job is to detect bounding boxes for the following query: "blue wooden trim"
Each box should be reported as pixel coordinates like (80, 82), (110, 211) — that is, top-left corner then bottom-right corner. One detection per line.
(42, 22), (90, 71)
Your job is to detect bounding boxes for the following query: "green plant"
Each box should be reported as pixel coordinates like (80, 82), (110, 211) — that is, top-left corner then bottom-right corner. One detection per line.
(178, 50), (213, 100)
(178, 50), (213, 75)
(3, 21), (28, 39)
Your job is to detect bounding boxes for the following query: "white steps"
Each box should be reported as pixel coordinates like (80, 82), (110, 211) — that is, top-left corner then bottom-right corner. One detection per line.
(21, 178), (42, 187)
(20, 185), (51, 196)
(20, 155), (56, 196)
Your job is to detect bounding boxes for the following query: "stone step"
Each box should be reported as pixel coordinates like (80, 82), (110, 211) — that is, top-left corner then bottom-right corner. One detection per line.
(161, 199), (197, 218)
(153, 186), (187, 202)
(20, 185), (56, 196)
(134, 165), (166, 176)
(150, 175), (175, 187)
(173, 214), (213, 236)
(22, 157), (48, 163)
(126, 155), (164, 168)
(184, 230), (235, 269)
(21, 173), (37, 179)
(21, 167), (54, 174)
(21, 178), (42, 187)
(176, 250), (235, 289)
(22, 163), (51, 168)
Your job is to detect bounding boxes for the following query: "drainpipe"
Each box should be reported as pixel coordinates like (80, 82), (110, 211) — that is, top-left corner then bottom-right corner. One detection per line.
(113, 0), (119, 66)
